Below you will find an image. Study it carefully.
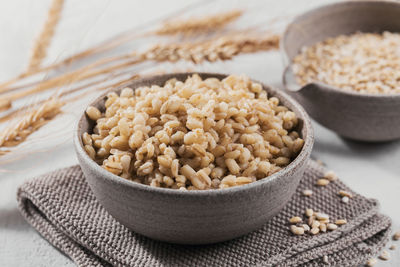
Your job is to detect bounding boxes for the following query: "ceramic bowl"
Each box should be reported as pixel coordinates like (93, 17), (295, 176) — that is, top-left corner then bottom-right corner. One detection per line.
(74, 72), (314, 245)
(281, 0), (400, 142)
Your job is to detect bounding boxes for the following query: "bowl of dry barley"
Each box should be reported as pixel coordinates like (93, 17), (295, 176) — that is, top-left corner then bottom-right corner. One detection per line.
(281, 0), (400, 142)
(74, 72), (314, 244)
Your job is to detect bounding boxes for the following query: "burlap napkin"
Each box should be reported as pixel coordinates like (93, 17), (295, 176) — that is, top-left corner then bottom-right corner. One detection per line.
(17, 160), (391, 267)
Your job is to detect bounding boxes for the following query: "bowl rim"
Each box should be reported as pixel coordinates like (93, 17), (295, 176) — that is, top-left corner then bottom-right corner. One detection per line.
(74, 72), (314, 196)
(281, 0), (400, 99)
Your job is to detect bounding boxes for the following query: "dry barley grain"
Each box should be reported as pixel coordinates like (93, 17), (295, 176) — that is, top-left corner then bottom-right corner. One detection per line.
(366, 258), (377, 267)
(335, 219), (347, 225)
(323, 170), (338, 181)
(302, 224), (310, 232)
(310, 227), (320, 235)
(393, 231), (400, 240)
(289, 216), (302, 224)
(316, 178), (330, 186)
(341, 196), (350, 204)
(379, 250), (390, 261)
(86, 106), (101, 121)
(327, 223), (338, 231)
(290, 225), (305, 235)
(302, 189), (313, 197)
(83, 75), (303, 190)
(293, 32), (400, 94)
(322, 255), (329, 264)
(338, 190), (353, 198)
(305, 209), (314, 217)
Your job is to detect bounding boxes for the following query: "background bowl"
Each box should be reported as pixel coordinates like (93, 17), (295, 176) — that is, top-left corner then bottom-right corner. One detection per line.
(74, 72), (314, 245)
(281, 0), (400, 142)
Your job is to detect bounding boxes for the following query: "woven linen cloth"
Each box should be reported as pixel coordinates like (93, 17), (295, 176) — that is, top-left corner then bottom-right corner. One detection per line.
(17, 160), (391, 267)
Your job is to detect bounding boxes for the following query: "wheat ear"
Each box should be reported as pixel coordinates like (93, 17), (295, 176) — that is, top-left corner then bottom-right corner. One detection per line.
(1, 32), (279, 103)
(145, 32), (280, 63)
(0, 7), (241, 92)
(0, 97), (63, 148)
(27, 0), (64, 71)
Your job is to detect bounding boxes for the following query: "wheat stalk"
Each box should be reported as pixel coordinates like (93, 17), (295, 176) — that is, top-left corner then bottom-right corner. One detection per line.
(42, 9), (242, 73)
(27, 0), (64, 71)
(0, 7), (242, 95)
(2, 55), (136, 101)
(145, 32), (280, 63)
(2, 53), (134, 96)
(0, 75), (141, 154)
(0, 150), (9, 156)
(46, 8), (243, 71)
(1, 31), (279, 105)
(0, 71), (139, 124)
(0, 97), (63, 148)
(156, 9), (242, 35)
(0, 99), (11, 112)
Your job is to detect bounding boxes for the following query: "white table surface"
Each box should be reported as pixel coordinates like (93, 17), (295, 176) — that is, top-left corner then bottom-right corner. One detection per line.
(0, 0), (399, 266)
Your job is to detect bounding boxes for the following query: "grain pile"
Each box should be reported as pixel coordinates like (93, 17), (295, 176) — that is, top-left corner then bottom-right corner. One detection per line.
(293, 32), (400, 94)
(82, 74), (304, 190)
(289, 208), (347, 236)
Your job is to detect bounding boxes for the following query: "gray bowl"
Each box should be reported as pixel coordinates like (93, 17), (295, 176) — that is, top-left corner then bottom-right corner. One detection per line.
(74, 72), (314, 245)
(281, 0), (400, 142)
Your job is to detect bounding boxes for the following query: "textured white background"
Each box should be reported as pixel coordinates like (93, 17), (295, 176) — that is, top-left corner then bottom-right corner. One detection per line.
(0, 0), (399, 266)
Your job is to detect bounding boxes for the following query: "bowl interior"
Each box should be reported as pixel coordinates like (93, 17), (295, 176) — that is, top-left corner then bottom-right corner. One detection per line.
(76, 72), (313, 193)
(282, 1), (400, 62)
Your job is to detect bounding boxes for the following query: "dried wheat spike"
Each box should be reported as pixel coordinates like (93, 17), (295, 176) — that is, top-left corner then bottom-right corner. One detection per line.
(0, 99), (11, 112)
(0, 97), (63, 148)
(145, 33), (280, 63)
(3, 32), (279, 105)
(156, 10), (243, 35)
(27, 0), (64, 71)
